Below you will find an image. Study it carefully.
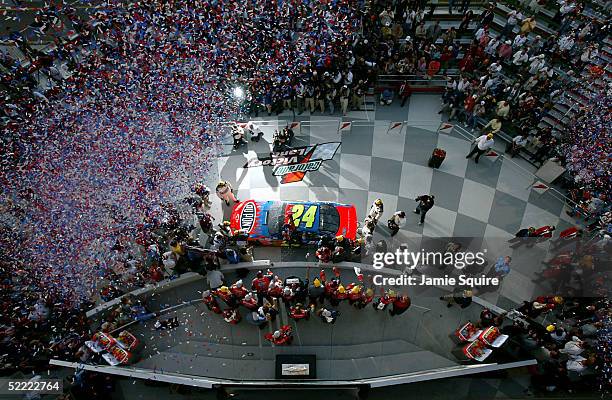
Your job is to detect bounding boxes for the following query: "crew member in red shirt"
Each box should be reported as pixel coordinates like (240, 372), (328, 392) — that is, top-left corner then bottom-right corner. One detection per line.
(356, 288), (374, 309)
(230, 280), (248, 300)
(373, 289), (396, 311)
(281, 286), (295, 305)
(551, 226), (583, 251)
(533, 225), (556, 238)
(331, 284), (348, 306)
(223, 308), (241, 324)
(202, 290), (222, 314)
(324, 278), (339, 299)
(267, 276), (284, 298)
(390, 295), (411, 316)
(289, 303), (310, 321)
(346, 283), (363, 305)
(240, 292), (259, 311)
(316, 246), (332, 263)
(265, 325), (293, 345)
(214, 286), (236, 307)
(252, 270), (273, 297)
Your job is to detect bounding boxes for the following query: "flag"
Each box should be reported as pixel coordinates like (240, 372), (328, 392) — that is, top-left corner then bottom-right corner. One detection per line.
(338, 121), (352, 133)
(438, 122), (453, 134)
(484, 150), (500, 162)
(388, 121), (404, 134)
(532, 181), (549, 195)
(353, 266), (363, 281)
(287, 121), (300, 131)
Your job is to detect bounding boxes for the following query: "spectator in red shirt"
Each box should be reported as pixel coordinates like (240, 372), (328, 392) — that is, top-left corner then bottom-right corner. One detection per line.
(498, 40), (513, 60)
(426, 58), (441, 79)
(464, 94), (477, 114)
(459, 53), (475, 73)
(440, 46), (454, 74)
(399, 81), (412, 107)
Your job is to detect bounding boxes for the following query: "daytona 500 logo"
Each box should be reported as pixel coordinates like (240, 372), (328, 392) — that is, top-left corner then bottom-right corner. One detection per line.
(243, 142), (341, 184)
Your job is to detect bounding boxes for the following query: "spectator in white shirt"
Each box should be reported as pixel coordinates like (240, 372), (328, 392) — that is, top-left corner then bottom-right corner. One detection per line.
(379, 8), (393, 27)
(485, 36), (501, 56)
(512, 32), (528, 48)
(475, 26), (487, 41)
(580, 44), (598, 63)
(506, 134), (527, 157)
(559, 0), (577, 17)
(528, 35), (544, 56)
(502, 9), (522, 38)
(496, 101), (510, 119)
(558, 34), (575, 52)
(566, 355), (593, 375)
(560, 337), (585, 356)
(488, 62), (503, 74)
(528, 54), (546, 74)
(512, 49), (529, 66)
(457, 77), (471, 92)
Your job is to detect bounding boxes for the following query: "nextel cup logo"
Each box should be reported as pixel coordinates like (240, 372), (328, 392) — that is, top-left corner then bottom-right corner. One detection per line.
(244, 142), (341, 184)
(239, 201), (256, 233)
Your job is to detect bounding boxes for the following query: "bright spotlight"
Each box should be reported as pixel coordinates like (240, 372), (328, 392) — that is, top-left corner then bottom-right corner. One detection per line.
(232, 87), (244, 99)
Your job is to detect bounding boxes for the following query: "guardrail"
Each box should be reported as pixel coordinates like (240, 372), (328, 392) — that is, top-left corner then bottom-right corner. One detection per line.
(377, 73), (454, 86)
(49, 358), (537, 389)
(85, 272), (204, 318)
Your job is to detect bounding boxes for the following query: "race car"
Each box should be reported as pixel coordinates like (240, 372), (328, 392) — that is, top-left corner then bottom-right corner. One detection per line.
(230, 200), (357, 246)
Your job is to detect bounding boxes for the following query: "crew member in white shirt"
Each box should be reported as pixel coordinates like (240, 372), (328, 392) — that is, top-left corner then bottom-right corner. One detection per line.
(466, 133), (495, 163)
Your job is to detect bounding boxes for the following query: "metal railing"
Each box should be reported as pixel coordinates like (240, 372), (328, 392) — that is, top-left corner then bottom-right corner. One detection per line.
(377, 73), (456, 87)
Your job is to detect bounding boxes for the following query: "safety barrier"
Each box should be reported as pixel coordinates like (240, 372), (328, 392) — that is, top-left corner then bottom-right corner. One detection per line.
(49, 358), (537, 389)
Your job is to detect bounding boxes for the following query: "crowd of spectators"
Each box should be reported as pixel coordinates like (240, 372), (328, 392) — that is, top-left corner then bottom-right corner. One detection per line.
(239, 0), (610, 208)
(429, 1), (610, 204)
(0, 0), (363, 390)
(0, 244), (92, 375)
(509, 296), (611, 394)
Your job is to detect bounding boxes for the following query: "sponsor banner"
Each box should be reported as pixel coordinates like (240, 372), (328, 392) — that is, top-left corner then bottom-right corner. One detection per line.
(287, 121), (301, 131)
(338, 121), (352, 133)
(243, 142), (341, 184)
(387, 121), (404, 134)
(438, 122), (453, 134)
(484, 150), (500, 162)
(273, 160), (322, 176)
(532, 181), (550, 194)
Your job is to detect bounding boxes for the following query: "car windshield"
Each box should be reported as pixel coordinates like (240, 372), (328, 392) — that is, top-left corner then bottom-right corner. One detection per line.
(319, 204), (340, 235)
(266, 203), (286, 235)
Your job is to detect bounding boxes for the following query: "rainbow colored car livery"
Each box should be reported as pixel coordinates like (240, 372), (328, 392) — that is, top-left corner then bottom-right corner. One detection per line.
(230, 200), (357, 245)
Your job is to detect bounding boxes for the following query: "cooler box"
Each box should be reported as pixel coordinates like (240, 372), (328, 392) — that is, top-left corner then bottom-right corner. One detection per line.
(428, 148), (446, 168)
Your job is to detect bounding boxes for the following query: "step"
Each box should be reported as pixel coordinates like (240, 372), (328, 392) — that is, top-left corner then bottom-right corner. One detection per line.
(553, 102), (571, 115)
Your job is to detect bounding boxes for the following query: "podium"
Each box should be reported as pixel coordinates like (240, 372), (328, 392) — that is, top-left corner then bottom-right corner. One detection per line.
(276, 355), (316, 379)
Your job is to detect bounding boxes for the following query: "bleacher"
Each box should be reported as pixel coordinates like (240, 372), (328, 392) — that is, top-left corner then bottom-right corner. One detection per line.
(2, 0), (609, 161)
(372, 0), (611, 166)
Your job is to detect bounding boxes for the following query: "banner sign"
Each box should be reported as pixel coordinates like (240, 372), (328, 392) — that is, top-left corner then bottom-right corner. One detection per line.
(338, 121), (352, 133)
(243, 142), (341, 184)
(388, 121), (404, 134)
(532, 181), (550, 194)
